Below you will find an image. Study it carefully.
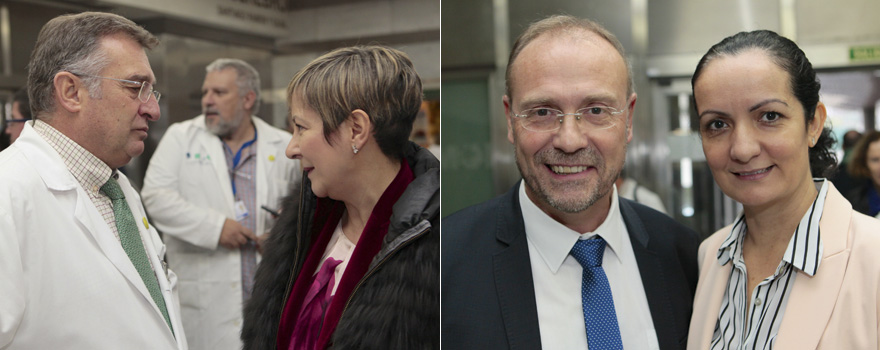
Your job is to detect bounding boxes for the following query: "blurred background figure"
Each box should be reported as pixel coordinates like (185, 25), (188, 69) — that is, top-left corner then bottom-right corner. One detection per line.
(616, 169), (668, 214)
(831, 129), (863, 196)
(846, 130), (880, 218)
(3, 89), (31, 144)
(141, 58), (299, 350)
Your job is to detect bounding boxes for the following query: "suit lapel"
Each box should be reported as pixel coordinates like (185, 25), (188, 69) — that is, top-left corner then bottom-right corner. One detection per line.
(619, 199), (679, 348)
(774, 187), (852, 349)
(492, 182), (543, 349)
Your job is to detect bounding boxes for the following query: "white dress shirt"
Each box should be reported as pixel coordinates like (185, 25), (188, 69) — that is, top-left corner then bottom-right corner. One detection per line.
(520, 184), (660, 350)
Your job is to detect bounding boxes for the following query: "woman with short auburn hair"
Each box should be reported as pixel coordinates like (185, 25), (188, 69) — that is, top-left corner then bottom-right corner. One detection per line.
(241, 45), (439, 350)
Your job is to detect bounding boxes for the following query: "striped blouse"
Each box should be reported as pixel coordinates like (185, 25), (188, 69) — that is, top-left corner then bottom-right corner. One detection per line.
(710, 179), (829, 350)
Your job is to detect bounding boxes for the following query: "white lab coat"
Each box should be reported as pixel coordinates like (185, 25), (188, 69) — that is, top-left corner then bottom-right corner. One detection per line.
(141, 115), (299, 350)
(0, 123), (187, 349)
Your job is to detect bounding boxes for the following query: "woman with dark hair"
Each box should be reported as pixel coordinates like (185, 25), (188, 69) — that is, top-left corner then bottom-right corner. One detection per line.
(687, 30), (880, 349)
(846, 130), (880, 218)
(240, 45), (439, 349)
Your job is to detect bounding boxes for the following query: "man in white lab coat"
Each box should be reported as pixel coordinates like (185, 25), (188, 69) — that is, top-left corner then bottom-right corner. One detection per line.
(142, 58), (299, 350)
(0, 12), (187, 349)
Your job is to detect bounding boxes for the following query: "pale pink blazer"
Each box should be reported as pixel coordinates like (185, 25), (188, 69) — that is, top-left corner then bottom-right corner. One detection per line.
(688, 184), (880, 349)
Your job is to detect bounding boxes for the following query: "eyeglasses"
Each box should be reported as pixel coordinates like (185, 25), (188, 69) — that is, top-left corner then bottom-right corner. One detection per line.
(4, 118), (29, 123)
(72, 73), (161, 103)
(512, 106), (626, 132)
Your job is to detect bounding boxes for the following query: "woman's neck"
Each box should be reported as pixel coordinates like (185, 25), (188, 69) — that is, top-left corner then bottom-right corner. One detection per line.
(339, 154), (402, 243)
(742, 178), (819, 253)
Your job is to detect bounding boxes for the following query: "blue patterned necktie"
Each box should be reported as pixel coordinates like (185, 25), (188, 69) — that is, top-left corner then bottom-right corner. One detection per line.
(101, 177), (173, 332)
(570, 237), (623, 349)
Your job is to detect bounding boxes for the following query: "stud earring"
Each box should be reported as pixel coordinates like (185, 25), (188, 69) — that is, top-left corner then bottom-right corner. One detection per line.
(811, 137), (816, 146)
(352, 144), (359, 154)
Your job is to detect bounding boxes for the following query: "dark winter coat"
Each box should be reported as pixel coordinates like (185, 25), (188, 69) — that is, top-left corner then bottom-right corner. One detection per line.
(241, 142), (439, 350)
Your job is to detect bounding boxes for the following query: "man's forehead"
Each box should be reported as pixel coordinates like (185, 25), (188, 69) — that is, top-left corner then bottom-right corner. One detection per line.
(96, 34), (156, 82)
(510, 35), (626, 93)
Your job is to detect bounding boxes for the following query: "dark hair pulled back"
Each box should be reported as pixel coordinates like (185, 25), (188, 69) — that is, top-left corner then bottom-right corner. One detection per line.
(691, 30), (837, 178)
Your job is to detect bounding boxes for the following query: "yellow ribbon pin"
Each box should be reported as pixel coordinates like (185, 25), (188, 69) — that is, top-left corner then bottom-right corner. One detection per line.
(268, 155), (275, 162)
(143, 217), (150, 229)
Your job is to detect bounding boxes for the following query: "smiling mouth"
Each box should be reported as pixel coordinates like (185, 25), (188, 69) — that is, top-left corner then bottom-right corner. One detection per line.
(549, 165), (589, 174)
(733, 166), (773, 176)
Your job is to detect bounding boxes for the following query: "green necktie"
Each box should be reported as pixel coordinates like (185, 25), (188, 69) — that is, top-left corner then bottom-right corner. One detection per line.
(101, 177), (173, 332)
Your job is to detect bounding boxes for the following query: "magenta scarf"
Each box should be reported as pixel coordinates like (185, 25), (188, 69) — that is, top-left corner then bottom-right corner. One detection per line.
(276, 161), (414, 350)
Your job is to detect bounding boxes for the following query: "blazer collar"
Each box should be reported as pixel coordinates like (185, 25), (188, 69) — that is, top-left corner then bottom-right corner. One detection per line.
(774, 183), (852, 349)
(691, 183), (852, 349)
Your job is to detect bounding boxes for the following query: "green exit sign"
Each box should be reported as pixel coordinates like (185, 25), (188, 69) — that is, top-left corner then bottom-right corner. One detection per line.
(850, 46), (880, 61)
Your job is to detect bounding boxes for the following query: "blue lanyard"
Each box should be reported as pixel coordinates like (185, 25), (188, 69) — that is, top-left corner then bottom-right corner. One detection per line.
(224, 128), (258, 197)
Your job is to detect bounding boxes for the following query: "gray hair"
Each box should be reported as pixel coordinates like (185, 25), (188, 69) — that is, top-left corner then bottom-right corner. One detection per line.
(27, 11), (158, 119)
(206, 58), (262, 113)
(506, 15), (634, 98)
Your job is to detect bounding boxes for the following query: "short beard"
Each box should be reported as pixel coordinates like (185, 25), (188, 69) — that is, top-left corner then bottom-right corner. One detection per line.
(206, 110), (247, 138)
(516, 145), (621, 214)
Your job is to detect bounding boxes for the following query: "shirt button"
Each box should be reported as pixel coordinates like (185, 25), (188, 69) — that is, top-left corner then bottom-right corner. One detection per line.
(755, 298), (762, 306)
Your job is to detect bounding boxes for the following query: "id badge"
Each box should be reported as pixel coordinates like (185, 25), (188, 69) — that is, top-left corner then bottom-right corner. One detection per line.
(234, 200), (249, 221)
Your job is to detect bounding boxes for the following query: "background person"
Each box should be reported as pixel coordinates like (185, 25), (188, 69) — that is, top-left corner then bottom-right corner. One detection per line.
(141, 58), (299, 350)
(4, 89), (31, 144)
(688, 30), (880, 349)
(0, 11), (186, 349)
(845, 130), (880, 218)
(241, 45), (439, 350)
(831, 129), (863, 195)
(616, 169), (668, 214)
(442, 15), (699, 349)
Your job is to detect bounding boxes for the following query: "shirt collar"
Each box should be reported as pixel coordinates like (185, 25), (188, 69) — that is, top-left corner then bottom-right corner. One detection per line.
(32, 119), (113, 193)
(717, 179), (829, 276)
(520, 182), (626, 273)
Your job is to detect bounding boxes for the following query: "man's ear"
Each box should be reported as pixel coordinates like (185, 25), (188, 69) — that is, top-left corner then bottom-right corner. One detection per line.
(625, 92), (637, 143)
(504, 95), (515, 144)
(349, 109), (372, 150)
(243, 90), (257, 112)
(54, 72), (84, 113)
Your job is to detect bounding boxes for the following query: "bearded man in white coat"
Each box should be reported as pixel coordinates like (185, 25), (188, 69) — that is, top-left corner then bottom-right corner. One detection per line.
(142, 58), (299, 350)
(0, 12), (187, 349)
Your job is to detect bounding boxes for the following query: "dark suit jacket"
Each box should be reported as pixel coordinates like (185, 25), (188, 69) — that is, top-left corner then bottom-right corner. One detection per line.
(441, 182), (700, 350)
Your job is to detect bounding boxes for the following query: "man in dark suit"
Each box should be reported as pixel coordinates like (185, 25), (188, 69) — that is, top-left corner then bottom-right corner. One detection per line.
(442, 15), (700, 350)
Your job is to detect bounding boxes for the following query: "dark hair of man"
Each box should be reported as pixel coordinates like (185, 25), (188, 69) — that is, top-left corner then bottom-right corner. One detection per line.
(27, 11), (158, 119)
(691, 30), (837, 178)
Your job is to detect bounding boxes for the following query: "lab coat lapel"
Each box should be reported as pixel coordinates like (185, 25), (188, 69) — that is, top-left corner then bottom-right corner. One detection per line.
(119, 175), (182, 340)
(200, 131), (235, 208)
(19, 125), (154, 306)
(774, 187), (852, 349)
